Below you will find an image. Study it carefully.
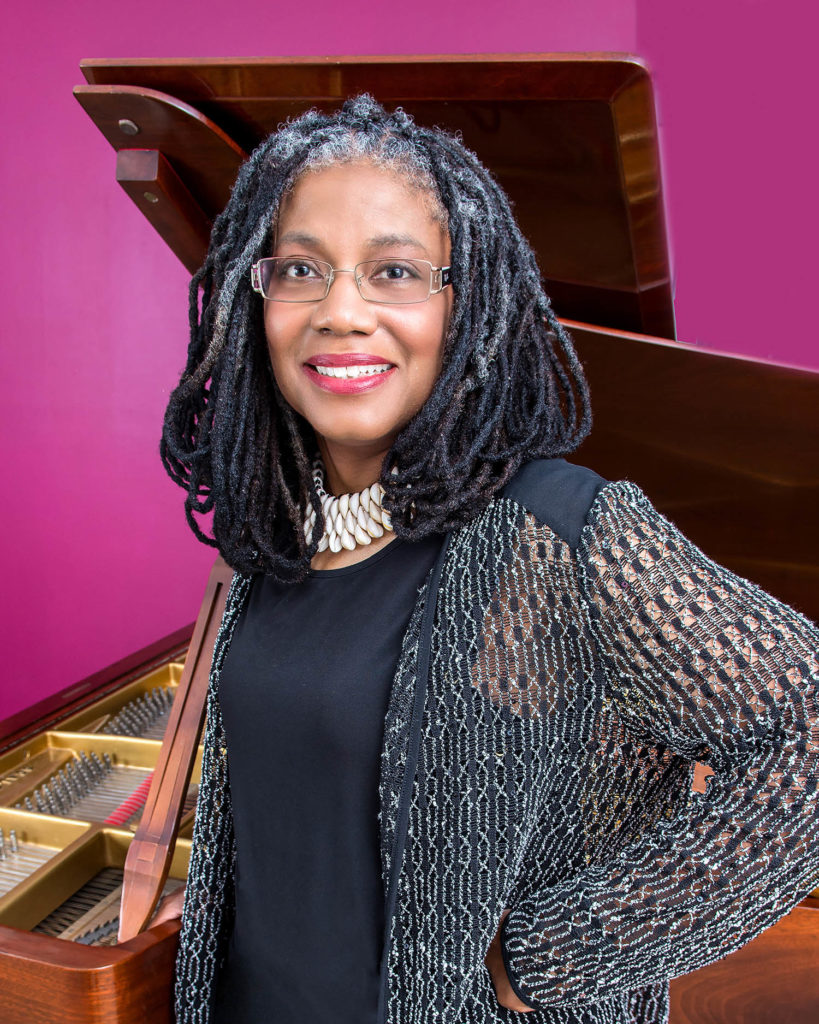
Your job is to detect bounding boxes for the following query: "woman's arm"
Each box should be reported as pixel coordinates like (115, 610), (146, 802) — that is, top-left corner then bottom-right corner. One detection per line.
(485, 909), (535, 1012)
(151, 884), (187, 928)
(500, 481), (819, 1010)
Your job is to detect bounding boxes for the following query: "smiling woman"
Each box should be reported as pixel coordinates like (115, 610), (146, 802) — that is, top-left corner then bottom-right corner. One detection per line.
(159, 96), (819, 1024)
(259, 163), (454, 570)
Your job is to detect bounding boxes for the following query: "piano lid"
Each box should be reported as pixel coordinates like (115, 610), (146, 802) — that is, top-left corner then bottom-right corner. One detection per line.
(74, 54), (674, 338)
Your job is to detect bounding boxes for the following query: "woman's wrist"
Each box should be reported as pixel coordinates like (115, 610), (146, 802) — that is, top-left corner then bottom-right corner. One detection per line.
(150, 884), (186, 927)
(484, 909), (535, 1013)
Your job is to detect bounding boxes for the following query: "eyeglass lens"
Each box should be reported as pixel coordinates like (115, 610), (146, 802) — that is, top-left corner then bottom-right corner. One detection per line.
(259, 257), (434, 303)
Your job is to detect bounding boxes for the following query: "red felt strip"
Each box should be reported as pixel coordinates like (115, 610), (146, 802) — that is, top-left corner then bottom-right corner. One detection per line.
(104, 771), (155, 826)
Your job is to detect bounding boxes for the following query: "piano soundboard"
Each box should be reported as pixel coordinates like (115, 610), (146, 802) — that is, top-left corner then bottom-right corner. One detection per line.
(0, 661), (197, 946)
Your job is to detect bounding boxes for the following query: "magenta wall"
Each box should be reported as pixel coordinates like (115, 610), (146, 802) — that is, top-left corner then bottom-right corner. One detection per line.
(638, 0), (817, 367)
(0, 0), (814, 720)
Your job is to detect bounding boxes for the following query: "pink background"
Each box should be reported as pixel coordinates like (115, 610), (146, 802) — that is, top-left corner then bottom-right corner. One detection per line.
(1, 0), (816, 720)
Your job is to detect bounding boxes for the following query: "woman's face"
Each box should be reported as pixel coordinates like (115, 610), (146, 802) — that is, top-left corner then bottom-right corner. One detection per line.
(263, 161), (452, 465)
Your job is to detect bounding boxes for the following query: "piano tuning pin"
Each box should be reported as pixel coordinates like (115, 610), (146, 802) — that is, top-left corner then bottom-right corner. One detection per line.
(0, 829), (5, 860)
(57, 776), (73, 811)
(64, 769), (80, 802)
(102, 753), (113, 771)
(78, 752), (94, 785)
(9, 830), (18, 854)
(47, 782), (61, 814)
(24, 796), (35, 812)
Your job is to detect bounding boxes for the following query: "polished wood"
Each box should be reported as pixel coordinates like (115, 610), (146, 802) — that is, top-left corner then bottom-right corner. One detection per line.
(73, 85), (246, 219)
(569, 319), (819, 622)
(0, 828), (193, 1022)
(116, 149), (213, 274)
(119, 557), (233, 940)
(0, 919), (180, 1024)
(74, 55), (675, 338)
(669, 898), (819, 1023)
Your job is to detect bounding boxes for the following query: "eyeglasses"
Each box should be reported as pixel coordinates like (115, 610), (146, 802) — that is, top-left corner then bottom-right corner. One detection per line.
(250, 256), (452, 304)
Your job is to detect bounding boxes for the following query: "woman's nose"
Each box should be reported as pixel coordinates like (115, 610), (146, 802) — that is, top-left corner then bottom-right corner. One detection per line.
(310, 270), (378, 335)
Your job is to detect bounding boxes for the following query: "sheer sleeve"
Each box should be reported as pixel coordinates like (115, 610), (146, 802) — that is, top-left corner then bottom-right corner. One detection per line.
(500, 481), (819, 1010)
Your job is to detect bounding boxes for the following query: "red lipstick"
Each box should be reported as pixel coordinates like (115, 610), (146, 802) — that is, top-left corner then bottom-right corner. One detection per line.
(303, 353), (396, 394)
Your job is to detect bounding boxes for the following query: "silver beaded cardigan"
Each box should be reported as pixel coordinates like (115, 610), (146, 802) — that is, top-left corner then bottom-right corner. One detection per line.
(174, 459), (819, 1024)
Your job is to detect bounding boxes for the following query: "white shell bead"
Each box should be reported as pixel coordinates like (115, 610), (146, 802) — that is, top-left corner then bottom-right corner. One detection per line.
(366, 514), (384, 538)
(307, 457), (394, 554)
(354, 522), (372, 545)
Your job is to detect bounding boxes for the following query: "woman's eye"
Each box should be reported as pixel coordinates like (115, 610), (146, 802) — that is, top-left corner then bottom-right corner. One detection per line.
(371, 261), (420, 281)
(278, 260), (321, 280)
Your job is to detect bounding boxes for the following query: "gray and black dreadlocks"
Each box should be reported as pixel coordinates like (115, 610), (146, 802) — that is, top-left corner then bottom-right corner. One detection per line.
(160, 94), (592, 581)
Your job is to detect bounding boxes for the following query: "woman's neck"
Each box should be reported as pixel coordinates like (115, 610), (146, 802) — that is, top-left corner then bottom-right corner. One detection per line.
(317, 440), (388, 496)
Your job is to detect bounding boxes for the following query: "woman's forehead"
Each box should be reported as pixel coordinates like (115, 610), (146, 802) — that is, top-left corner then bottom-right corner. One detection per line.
(273, 161), (450, 256)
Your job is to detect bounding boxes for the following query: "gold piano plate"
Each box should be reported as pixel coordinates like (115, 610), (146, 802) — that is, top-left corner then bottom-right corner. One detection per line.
(57, 662), (185, 737)
(0, 826), (190, 940)
(0, 809), (89, 902)
(0, 729), (201, 830)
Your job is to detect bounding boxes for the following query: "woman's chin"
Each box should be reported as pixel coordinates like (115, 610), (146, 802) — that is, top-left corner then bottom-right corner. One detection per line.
(311, 425), (400, 457)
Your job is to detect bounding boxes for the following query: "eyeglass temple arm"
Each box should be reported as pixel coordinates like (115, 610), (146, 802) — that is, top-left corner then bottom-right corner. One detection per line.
(432, 266), (453, 292)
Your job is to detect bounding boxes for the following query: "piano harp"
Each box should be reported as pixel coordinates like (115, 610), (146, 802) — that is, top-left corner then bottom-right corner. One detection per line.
(0, 55), (815, 1024)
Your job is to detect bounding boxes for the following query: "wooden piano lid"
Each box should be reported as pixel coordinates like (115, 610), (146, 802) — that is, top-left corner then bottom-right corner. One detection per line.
(75, 53), (674, 339)
(74, 54), (819, 620)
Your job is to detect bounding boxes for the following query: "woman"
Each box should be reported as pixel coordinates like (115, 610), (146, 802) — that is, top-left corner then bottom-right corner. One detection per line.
(158, 96), (819, 1024)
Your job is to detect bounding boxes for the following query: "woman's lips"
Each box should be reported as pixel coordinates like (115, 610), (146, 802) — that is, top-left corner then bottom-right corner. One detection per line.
(303, 353), (396, 394)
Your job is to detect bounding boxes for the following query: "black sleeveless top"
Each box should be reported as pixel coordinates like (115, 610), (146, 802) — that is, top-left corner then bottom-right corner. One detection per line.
(212, 535), (443, 1023)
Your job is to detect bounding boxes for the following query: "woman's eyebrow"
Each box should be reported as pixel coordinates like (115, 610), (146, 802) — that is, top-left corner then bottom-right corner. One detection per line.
(276, 231), (322, 249)
(275, 230), (431, 254)
(366, 233), (429, 254)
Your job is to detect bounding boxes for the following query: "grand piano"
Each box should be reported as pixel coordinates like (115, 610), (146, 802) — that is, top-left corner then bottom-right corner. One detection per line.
(0, 54), (816, 1024)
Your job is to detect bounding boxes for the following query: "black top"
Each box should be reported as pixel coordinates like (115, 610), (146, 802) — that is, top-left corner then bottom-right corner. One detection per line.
(212, 535), (443, 1023)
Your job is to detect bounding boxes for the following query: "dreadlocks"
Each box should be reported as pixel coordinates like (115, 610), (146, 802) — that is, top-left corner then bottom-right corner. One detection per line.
(160, 94), (592, 581)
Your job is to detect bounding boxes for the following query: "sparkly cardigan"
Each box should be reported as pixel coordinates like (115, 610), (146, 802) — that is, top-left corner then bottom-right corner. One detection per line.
(174, 459), (819, 1024)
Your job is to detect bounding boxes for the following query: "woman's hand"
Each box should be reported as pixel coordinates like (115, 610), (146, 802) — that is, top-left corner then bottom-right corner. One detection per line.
(484, 909), (536, 1013)
(150, 885), (186, 928)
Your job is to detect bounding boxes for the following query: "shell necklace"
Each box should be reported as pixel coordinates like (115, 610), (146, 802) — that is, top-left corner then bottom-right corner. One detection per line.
(305, 458), (393, 553)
